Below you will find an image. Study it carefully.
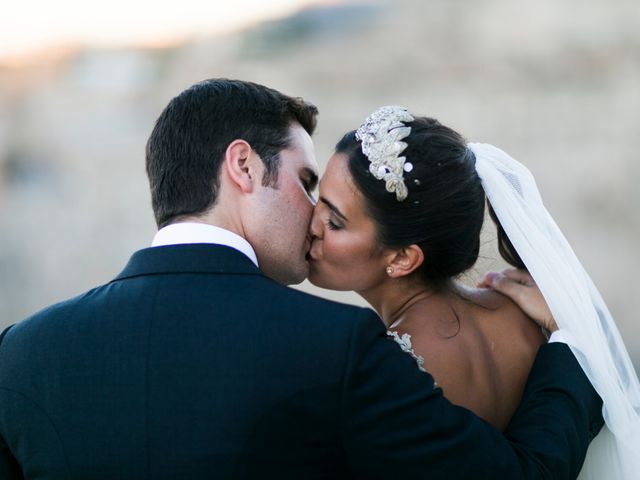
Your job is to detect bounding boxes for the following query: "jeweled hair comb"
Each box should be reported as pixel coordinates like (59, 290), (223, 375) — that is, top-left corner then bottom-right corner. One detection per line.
(355, 106), (414, 201)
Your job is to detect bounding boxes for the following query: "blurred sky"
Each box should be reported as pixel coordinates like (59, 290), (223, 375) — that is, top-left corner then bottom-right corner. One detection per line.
(0, 0), (329, 64)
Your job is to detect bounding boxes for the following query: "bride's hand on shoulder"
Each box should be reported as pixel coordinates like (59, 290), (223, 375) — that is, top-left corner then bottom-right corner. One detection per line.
(478, 269), (559, 333)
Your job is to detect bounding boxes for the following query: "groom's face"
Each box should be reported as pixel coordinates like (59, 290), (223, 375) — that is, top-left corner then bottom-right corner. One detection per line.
(246, 124), (319, 285)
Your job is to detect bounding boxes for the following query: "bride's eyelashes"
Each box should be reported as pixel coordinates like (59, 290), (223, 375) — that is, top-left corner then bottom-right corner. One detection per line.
(326, 219), (342, 231)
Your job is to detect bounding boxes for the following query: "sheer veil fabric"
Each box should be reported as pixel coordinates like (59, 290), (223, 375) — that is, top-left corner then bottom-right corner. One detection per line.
(469, 143), (640, 479)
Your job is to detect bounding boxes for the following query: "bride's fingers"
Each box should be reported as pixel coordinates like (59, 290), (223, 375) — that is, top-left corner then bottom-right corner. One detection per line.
(500, 268), (535, 286)
(481, 270), (558, 332)
(482, 272), (526, 302)
(478, 268), (534, 288)
(477, 270), (522, 288)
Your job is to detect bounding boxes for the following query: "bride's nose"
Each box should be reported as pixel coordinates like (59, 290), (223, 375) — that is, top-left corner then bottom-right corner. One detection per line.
(309, 206), (323, 239)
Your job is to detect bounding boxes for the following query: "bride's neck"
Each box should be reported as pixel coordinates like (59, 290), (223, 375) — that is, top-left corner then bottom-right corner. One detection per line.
(358, 278), (442, 328)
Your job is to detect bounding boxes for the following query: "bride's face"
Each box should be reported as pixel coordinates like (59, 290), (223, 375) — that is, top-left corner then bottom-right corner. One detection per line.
(307, 153), (392, 292)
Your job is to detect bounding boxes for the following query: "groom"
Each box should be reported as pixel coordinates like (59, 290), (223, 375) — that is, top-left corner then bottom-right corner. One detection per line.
(0, 79), (602, 479)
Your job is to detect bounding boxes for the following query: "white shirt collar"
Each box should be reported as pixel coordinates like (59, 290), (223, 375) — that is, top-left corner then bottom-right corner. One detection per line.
(151, 222), (259, 267)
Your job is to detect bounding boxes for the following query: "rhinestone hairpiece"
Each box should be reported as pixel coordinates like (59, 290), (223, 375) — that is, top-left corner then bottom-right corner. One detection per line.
(355, 106), (414, 201)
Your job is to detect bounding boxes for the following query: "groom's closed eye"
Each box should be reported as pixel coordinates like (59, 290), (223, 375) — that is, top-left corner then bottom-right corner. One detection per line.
(300, 168), (318, 195)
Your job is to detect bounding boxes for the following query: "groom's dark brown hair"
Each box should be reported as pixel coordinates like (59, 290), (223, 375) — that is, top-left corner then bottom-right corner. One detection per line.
(146, 78), (318, 228)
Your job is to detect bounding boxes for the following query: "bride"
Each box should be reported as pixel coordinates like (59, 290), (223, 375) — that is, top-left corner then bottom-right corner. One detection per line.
(307, 106), (640, 477)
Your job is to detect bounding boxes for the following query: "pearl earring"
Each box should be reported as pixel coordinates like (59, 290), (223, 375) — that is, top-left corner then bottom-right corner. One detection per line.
(386, 266), (394, 275)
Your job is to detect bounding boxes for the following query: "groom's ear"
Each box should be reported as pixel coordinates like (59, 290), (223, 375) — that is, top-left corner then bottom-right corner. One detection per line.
(224, 140), (260, 193)
(387, 245), (425, 278)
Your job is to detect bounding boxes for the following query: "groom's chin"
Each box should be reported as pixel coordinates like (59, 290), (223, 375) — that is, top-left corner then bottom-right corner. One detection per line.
(281, 262), (310, 286)
(285, 274), (307, 286)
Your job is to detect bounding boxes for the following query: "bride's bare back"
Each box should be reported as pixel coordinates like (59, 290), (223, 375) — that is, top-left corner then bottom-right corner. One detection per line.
(390, 285), (546, 431)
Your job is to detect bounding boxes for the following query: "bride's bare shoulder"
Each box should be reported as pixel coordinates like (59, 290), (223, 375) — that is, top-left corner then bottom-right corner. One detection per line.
(461, 285), (527, 317)
(460, 285), (546, 340)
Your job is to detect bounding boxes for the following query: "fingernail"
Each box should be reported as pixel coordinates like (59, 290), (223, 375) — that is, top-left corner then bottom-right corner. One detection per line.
(485, 272), (498, 285)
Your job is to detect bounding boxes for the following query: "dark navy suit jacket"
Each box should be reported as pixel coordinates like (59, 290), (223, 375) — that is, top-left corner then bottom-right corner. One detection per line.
(0, 244), (602, 479)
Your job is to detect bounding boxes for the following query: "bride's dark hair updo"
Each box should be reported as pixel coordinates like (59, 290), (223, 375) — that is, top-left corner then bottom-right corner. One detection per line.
(336, 116), (523, 291)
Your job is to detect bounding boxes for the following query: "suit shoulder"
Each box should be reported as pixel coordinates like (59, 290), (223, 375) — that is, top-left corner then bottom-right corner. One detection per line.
(6, 284), (107, 340)
(261, 280), (377, 318)
(247, 278), (384, 337)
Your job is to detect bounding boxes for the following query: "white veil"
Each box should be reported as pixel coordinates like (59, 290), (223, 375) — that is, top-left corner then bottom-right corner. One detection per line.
(469, 143), (640, 479)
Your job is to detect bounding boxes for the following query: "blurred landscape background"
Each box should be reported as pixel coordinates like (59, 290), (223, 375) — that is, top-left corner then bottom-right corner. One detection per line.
(1, 0), (639, 371)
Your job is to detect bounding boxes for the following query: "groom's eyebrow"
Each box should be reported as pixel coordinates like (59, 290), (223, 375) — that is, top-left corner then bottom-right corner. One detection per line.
(319, 197), (348, 222)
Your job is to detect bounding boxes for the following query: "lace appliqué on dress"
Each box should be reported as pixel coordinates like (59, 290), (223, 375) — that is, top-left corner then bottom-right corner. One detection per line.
(387, 331), (440, 389)
(387, 331), (426, 372)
